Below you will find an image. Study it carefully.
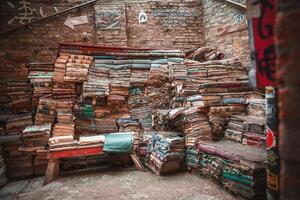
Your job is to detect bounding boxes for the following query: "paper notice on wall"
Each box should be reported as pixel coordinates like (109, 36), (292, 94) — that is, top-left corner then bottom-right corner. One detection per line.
(64, 15), (89, 29)
(95, 9), (122, 29)
(139, 10), (147, 23)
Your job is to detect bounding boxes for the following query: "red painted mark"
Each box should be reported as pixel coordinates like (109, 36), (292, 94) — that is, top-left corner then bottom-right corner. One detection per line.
(266, 125), (275, 150)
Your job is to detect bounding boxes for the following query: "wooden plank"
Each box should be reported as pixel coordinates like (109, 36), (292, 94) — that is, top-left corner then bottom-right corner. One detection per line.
(43, 158), (59, 186)
(59, 43), (159, 52)
(130, 153), (146, 171)
(48, 146), (103, 159)
(220, 0), (246, 10)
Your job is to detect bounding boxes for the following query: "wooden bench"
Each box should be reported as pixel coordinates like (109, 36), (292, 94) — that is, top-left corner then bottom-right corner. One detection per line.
(43, 146), (103, 185)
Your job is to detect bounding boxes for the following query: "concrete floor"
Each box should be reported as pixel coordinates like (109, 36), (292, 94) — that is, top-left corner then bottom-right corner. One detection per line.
(0, 168), (241, 200)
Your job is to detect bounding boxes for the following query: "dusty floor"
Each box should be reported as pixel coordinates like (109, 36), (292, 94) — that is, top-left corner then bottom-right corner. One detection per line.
(0, 168), (241, 200)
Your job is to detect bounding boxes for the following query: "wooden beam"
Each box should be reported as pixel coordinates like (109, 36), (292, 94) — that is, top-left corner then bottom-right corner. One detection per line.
(48, 146), (103, 159)
(0, 134), (21, 144)
(130, 153), (146, 171)
(220, 0), (247, 10)
(43, 158), (59, 186)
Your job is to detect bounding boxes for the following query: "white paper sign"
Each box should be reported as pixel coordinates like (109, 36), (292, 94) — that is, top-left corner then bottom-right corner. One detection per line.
(139, 10), (147, 23)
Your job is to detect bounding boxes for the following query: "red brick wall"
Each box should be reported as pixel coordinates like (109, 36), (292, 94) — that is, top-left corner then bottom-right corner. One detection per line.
(126, 0), (204, 49)
(0, 1), (96, 81)
(0, 0), (250, 82)
(0, 0), (205, 81)
(276, 0), (300, 199)
(202, 0), (249, 66)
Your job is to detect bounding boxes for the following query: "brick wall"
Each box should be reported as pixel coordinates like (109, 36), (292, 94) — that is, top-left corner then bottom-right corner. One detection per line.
(126, 0), (204, 49)
(202, 0), (249, 66)
(0, 0), (205, 81)
(0, 0), (250, 81)
(0, 0), (96, 81)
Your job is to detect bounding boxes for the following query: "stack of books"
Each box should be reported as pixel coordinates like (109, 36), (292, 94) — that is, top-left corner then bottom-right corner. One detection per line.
(19, 123), (52, 152)
(147, 132), (185, 175)
(35, 98), (57, 125)
(28, 71), (53, 107)
(64, 54), (92, 83)
(6, 113), (33, 135)
(6, 81), (32, 113)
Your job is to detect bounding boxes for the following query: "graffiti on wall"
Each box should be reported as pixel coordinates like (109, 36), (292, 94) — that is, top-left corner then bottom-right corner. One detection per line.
(247, 0), (276, 88)
(7, 0), (35, 25)
(152, 6), (200, 27)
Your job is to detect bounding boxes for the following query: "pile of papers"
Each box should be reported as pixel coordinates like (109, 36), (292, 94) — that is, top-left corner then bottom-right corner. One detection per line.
(185, 46), (224, 62)
(49, 101), (77, 150)
(247, 98), (266, 117)
(130, 69), (149, 87)
(147, 66), (169, 87)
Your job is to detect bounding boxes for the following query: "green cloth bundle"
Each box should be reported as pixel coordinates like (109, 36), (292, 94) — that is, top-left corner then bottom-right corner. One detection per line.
(103, 133), (133, 153)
